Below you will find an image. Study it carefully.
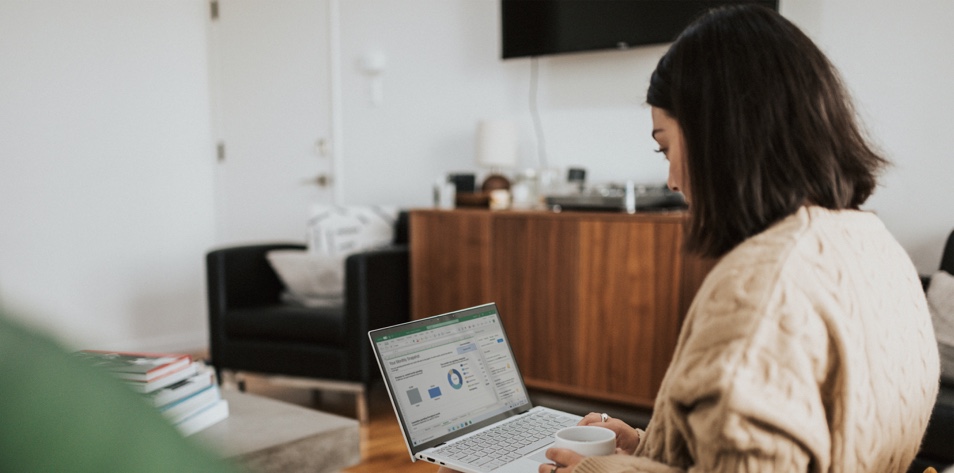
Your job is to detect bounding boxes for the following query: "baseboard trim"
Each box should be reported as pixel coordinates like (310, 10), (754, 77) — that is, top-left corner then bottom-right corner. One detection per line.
(109, 330), (209, 355)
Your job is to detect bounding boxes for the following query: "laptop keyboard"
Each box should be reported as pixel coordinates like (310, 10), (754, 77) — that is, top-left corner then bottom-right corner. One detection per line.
(433, 410), (580, 471)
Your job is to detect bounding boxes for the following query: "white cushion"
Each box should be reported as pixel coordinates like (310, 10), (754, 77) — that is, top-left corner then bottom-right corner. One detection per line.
(928, 270), (954, 384)
(266, 205), (398, 307)
(306, 205), (398, 256)
(266, 251), (344, 307)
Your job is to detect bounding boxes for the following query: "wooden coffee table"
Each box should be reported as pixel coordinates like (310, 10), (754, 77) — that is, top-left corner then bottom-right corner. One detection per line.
(193, 390), (360, 472)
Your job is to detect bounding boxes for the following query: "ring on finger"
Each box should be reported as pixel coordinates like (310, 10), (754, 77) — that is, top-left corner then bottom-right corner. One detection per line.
(550, 466), (558, 473)
(600, 412), (610, 423)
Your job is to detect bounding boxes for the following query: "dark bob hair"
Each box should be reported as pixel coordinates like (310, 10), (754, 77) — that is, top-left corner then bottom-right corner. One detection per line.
(647, 5), (889, 259)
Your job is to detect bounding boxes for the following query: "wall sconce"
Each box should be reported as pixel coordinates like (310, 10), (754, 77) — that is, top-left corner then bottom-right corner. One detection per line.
(358, 51), (386, 107)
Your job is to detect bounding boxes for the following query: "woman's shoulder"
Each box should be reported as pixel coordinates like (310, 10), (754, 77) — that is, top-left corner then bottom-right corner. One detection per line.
(693, 209), (814, 309)
(710, 207), (890, 286)
(690, 207), (894, 323)
(670, 210), (849, 396)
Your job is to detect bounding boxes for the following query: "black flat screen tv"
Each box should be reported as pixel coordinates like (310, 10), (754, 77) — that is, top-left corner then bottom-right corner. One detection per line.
(501, 0), (779, 59)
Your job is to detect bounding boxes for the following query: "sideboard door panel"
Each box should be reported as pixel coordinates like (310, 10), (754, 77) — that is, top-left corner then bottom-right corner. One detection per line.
(409, 210), (493, 317)
(409, 210), (712, 408)
(576, 220), (685, 403)
(492, 215), (581, 390)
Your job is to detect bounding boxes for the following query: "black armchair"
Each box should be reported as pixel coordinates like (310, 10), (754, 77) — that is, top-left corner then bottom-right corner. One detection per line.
(912, 229), (954, 472)
(205, 212), (410, 422)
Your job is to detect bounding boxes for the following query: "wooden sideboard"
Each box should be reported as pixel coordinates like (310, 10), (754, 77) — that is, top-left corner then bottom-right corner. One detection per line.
(409, 209), (715, 408)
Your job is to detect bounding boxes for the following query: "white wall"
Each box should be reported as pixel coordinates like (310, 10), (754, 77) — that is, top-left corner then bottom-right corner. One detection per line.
(1, 0), (951, 351)
(338, 0), (672, 207)
(806, 1), (954, 273)
(0, 0), (215, 351)
(338, 0), (954, 273)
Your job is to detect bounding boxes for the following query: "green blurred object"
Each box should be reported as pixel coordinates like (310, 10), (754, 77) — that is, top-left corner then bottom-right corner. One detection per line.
(0, 313), (241, 473)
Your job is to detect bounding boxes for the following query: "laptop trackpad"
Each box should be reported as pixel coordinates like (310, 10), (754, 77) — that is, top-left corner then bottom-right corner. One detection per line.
(527, 448), (550, 464)
(497, 456), (552, 473)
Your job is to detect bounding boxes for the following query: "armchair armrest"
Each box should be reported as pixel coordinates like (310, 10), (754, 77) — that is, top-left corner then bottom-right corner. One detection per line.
(206, 243), (305, 375)
(344, 244), (411, 380)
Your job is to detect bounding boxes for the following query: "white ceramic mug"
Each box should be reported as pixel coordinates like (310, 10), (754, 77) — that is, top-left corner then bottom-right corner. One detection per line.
(552, 425), (616, 457)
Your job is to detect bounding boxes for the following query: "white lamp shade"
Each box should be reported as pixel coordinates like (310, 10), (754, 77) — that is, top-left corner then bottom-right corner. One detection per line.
(476, 119), (518, 169)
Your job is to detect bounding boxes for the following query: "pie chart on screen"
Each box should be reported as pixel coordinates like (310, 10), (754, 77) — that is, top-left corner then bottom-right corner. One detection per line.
(448, 369), (463, 389)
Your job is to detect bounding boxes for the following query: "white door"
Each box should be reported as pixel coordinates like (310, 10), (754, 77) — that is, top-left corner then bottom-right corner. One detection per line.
(209, 0), (334, 245)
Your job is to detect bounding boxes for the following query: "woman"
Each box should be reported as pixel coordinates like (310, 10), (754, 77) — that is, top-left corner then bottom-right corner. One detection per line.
(541, 5), (940, 473)
(442, 5), (939, 473)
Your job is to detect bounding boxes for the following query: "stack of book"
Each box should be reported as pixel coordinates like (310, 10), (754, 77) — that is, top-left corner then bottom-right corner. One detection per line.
(75, 350), (229, 435)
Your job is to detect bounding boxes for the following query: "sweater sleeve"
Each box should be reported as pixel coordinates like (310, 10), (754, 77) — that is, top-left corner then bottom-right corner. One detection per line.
(660, 261), (831, 472)
(574, 454), (684, 473)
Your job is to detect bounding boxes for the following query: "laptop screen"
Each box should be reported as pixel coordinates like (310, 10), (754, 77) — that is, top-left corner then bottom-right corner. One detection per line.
(370, 303), (532, 452)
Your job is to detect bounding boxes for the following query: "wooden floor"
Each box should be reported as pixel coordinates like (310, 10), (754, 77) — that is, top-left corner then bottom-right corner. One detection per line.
(237, 374), (653, 472)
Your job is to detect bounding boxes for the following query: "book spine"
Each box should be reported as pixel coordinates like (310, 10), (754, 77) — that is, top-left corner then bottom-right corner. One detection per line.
(150, 370), (214, 408)
(162, 385), (221, 424)
(175, 399), (230, 436)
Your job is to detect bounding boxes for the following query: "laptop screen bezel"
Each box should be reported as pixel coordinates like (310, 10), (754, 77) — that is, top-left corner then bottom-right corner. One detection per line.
(368, 302), (535, 458)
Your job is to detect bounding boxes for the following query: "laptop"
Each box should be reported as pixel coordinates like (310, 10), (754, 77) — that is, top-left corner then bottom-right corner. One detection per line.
(368, 302), (583, 473)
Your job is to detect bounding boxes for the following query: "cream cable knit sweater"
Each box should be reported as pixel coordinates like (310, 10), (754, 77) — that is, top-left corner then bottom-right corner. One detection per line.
(576, 207), (940, 473)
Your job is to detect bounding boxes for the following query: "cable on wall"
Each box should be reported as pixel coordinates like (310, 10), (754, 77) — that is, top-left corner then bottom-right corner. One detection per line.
(530, 57), (548, 170)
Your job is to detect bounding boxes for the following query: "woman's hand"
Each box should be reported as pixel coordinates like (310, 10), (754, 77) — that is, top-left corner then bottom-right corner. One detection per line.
(578, 412), (640, 455)
(537, 448), (585, 473)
